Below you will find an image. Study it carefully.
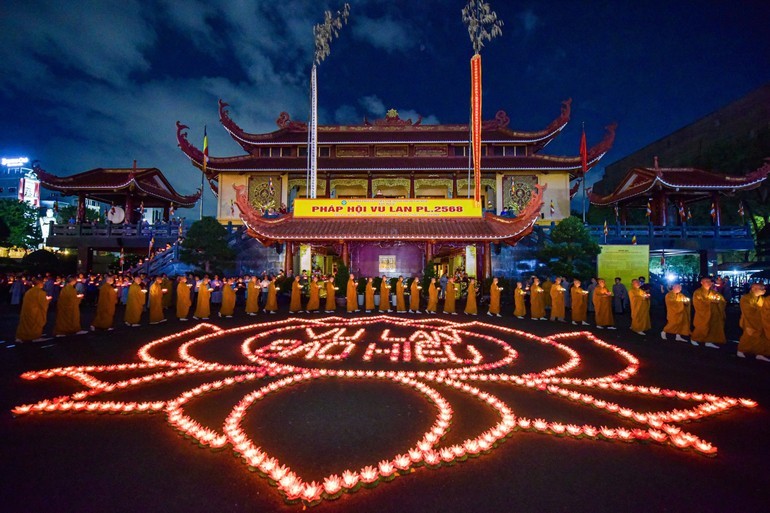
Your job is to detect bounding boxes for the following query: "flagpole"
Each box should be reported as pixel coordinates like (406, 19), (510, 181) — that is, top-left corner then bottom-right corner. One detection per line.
(581, 122), (587, 223)
(200, 125), (207, 220)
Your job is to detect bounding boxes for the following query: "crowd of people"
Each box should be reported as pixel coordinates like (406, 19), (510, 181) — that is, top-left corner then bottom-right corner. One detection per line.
(6, 270), (770, 362)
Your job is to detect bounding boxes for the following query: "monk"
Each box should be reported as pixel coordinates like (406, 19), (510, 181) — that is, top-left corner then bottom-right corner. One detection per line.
(661, 283), (691, 341)
(149, 276), (167, 324)
(443, 277), (457, 315)
(290, 276), (303, 313)
(324, 277), (337, 313)
(513, 281), (527, 319)
(628, 279), (651, 335)
(426, 277), (439, 314)
(245, 275), (260, 316)
(161, 274), (173, 309)
(691, 277), (726, 348)
(219, 278), (236, 318)
(306, 276), (320, 313)
(346, 274), (359, 313)
(737, 283), (770, 361)
(464, 278), (478, 315)
(176, 276), (192, 321)
(91, 275), (117, 331)
(488, 277), (502, 317)
(530, 277), (546, 320)
(265, 277), (279, 313)
(409, 276), (422, 313)
(593, 278), (615, 329)
(15, 278), (50, 342)
(193, 276), (212, 320)
(124, 276), (145, 326)
(364, 277), (375, 312)
(378, 275), (391, 312)
(570, 279), (589, 325)
(549, 277), (566, 322)
(396, 276), (406, 313)
(54, 276), (86, 336)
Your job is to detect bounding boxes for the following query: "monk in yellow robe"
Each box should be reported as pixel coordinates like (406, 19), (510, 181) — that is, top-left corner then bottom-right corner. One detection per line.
(408, 276), (422, 313)
(530, 277), (546, 320)
(289, 276), (303, 313)
(738, 284), (770, 361)
(542, 278), (553, 309)
(149, 276), (166, 324)
(427, 277), (439, 313)
(124, 276), (146, 326)
(265, 278), (278, 313)
(395, 277), (406, 313)
(628, 279), (651, 335)
(661, 284), (691, 341)
(161, 275), (173, 309)
(691, 277), (725, 348)
(365, 277), (375, 312)
(570, 279), (589, 325)
(346, 274), (359, 313)
(443, 277), (457, 315)
(15, 278), (50, 342)
(324, 277), (337, 312)
(513, 281), (527, 318)
(220, 278), (236, 317)
(464, 278), (478, 315)
(549, 277), (566, 321)
(54, 277), (86, 336)
(91, 276), (117, 331)
(306, 277), (320, 313)
(194, 277), (212, 320)
(593, 278), (615, 329)
(246, 276), (260, 316)
(487, 277), (502, 317)
(176, 276), (192, 321)
(379, 275), (391, 312)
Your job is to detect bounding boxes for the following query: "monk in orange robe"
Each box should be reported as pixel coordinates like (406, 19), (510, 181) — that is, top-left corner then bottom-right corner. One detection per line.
(306, 276), (320, 313)
(15, 278), (50, 342)
(487, 277), (502, 317)
(364, 277), (375, 312)
(91, 275), (117, 331)
(542, 277), (553, 309)
(193, 276), (212, 320)
(176, 276), (192, 321)
(396, 276), (406, 313)
(628, 279), (651, 335)
(265, 278), (278, 313)
(54, 276), (86, 336)
(219, 278), (236, 317)
(409, 276), (422, 313)
(324, 277), (337, 313)
(148, 276), (166, 324)
(345, 274), (358, 313)
(530, 277), (546, 320)
(513, 281), (527, 318)
(661, 284), (691, 341)
(549, 277), (566, 321)
(443, 277), (457, 315)
(570, 279), (589, 325)
(161, 275), (173, 310)
(378, 275), (391, 312)
(464, 278), (478, 315)
(245, 276), (260, 315)
(124, 276), (146, 326)
(691, 277), (725, 348)
(427, 277), (439, 313)
(593, 278), (615, 329)
(289, 276), (302, 313)
(738, 283), (770, 361)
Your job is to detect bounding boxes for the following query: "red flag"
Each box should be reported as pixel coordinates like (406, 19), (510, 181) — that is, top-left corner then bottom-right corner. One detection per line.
(738, 201), (745, 220)
(470, 54), (482, 205)
(580, 128), (588, 175)
(678, 201), (686, 221)
(603, 220), (608, 236)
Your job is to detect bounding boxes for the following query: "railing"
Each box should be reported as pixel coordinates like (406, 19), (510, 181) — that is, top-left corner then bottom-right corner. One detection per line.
(128, 242), (181, 275)
(578, 223), (751, 240)
(49, 221), (185, 238)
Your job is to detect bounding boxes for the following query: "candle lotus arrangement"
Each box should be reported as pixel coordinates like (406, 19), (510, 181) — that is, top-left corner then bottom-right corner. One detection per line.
(11, 316), (757, 507)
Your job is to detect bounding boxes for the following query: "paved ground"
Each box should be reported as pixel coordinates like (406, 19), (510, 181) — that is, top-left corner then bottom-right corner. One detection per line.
(2, 303), (769, 513)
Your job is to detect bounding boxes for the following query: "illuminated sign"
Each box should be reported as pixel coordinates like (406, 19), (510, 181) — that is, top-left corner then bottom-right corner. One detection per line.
(294, 198), (482, 218)
(12, 317), (757, 507)
(1, 157), (30, 167)
(598, 244), (649, 286)
(18, 177), (40, 207)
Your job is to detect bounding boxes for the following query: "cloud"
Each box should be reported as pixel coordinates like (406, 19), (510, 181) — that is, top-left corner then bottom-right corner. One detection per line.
(359, 95), (386, 116)
(334, 104), (360, 124)
(351, 15), (419, 53)
(518, 8), (539, 35)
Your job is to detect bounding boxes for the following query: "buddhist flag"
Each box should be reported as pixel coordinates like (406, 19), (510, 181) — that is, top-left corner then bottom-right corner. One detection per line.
(53, 200), (59, 213)
(603, 219), (609, 235)
(660, 254), (666, 267)
(550, 200), (555, 217)
(631, 234), (637, 245)
(202, 125), (209, 174)
(614, 203), (619, 221)
(268, 177), (275, 196)
(148, 236), (154, 257)
(645, 200), (652, 218)
(580, 127), (588, 175)
(470, 54), (482, 205)
(678, 201), (686, 221)
(687, 208), (692, 221)
(710, 202), (717, 222)
(119, 247), (124, 267)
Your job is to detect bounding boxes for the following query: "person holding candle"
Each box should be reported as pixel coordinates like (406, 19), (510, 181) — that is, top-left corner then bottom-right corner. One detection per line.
(737, 283), (770, 361)
(91, 275), (117, 331)
(265, 276), (279, 314)
(612, 277), (629, 314)
(148, 276), (167, 324)
(176, 275), (192, 321)
(15, 277), (51, 342)
(593, 278), (615, 329)
(161, 274), (173, 310)
(628, 279), (651, 335)
(409, 275), (422, 313)
(487, 277), (502, 317)
(245, 275), (260, 316)
(530, 277), (546, 320)
(550, 277), (566, 322)
(124, 275), (145, 326)
(661, 283), (691, 342)
(346, 274), (359, 313)
(464, 278), (478, 315)
(691, 277), (726, 348)
(306, 276), (320, 313)
(427, 277), (439, 314)
(396, 276), (407, 313)
(289, 276), (303, 313)
(193, 276), (212, 320)
(570, 278), (590, 325)
(513, 281), (527, 319)
(378, 275), (391, 312)
(54, 276), (87, 336)
(324, 276), (337, 313)
(363, 277), (375, 313)
(219, 277), (236, 318)
(443, 277), (457, 315)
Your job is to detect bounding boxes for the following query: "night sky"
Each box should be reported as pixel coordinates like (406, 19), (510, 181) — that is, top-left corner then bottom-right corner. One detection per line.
(1, 0), (768, 217)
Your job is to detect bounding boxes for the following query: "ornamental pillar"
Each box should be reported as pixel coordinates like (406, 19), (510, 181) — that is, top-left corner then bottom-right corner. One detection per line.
(326, 173), (332, 198)
(163, 205), (170, 222)
(652, 189), (667, 226)
(341, 242), (349, 267)
(284, 242), (294, 275)
(452, 173), (458, 198)
(125, 194), (134, 225)
(425, 241), (434, 273)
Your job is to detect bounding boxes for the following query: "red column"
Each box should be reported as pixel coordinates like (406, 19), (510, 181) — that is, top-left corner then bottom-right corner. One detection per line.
(284, 242), (293, 274)
(326, 173), (331, 198)
(653, 190), (667, 226)
(409, 173), (415, 198)
(125, 195), (134, 224)
(483, 242), (491, 281)
(452, 173), (458, 198)
(341, 242), (349, 267)
(367, 173), (373, 198)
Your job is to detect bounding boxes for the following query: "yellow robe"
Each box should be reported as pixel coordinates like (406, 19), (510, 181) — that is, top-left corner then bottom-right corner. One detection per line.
(396, 280), (406, 312)
(514, 287), (527, 317)
(550, 285), (565, 320)
(16, 287), (49, 341)
(464, 283), (478, 315)
(149, 283), (165, 323)
(427, 283), (439, 312)
(409, 281), (421, 311)
(306, 282), (320, 311)
(570, 287), (588, 323)
(379, 281), (391, 311)
(91, 283), (117, 330)
(290, 281), (302, 313)
(161, 277), (173, 309)
(489, 283), (501, 315)
(325, 281), (336, 312)
(245, 280), (260, 314)
(542, 279), (553, 308)
(691, 287), (726, 344)
(54, 284), (82, 335)
(265, 282), (278, 312)
(365, 282), (375, 310)
(530, 286), (546, 319)
(194, 283), (211, 319)
(593, 286), (614, 327)
(220, 284), (236, 317)
(346, 279), (358, 312)
(124, 283), (145, 325)
(443, 283), (456, 314)
(663, 291), (691, 335)
(176, 282), (192, 319)
(629, 287), (651, 332)
(739, 293), (769, 355)
(758, 297), (770, 356)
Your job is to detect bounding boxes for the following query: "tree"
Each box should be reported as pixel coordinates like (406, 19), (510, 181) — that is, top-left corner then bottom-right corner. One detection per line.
(179, 217), (235, 273)
(0, 199), (42, 249)
(58, 204), (100, 223)
(536, 216), (601, 281)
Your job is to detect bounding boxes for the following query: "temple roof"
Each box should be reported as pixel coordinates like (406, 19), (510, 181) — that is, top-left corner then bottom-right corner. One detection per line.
(33, 165), (201, 207)
(589, 161), (770, 206)
(234, 184), (546, 245)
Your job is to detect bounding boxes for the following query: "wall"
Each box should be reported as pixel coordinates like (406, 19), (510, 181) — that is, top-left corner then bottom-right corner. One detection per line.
(350, 243), (424, 278)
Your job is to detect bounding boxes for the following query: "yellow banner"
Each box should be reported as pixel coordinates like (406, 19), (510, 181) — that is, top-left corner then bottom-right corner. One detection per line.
(293, 198), (482, 218)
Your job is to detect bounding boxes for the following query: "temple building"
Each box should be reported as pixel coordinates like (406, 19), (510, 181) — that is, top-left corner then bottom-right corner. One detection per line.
(178, 99), (615, 279)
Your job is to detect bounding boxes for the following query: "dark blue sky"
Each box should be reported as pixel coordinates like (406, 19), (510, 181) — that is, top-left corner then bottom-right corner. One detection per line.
(1, 0), (768, 216)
